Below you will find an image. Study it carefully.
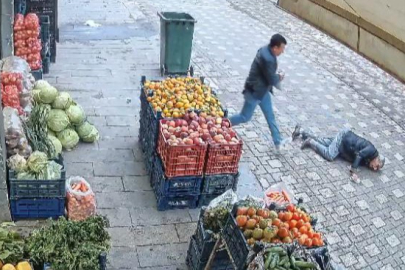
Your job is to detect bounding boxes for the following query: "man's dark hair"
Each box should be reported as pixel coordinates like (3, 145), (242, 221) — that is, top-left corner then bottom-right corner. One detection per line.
(270, 34), (287, 47)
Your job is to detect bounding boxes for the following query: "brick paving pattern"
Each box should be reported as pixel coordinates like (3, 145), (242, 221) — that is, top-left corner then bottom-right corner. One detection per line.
(14, 0), (405, 269)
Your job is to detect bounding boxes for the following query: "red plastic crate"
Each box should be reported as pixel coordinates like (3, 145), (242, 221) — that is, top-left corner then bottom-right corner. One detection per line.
(157, 120), (207, 178)
(204, 133), (242, 175)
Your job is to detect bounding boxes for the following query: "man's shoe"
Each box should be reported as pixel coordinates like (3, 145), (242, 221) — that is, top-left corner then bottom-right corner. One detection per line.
(301, 138), (312, 150)
(292, 124), (301, 141)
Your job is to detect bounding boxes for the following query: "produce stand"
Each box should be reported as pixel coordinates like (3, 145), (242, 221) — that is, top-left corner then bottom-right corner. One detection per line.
(139, 75), (241, 211)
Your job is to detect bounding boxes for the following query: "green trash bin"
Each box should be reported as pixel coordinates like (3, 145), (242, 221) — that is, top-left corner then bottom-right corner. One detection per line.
(157, 12), (196, 76)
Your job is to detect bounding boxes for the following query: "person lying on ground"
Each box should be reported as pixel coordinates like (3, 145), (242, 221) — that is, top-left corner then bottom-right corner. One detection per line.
(229, 33), (290, 153)
(292, 125), (385, 183)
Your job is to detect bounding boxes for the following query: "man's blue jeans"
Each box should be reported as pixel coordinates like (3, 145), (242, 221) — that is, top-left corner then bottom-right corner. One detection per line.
(229, 91), (282, 145)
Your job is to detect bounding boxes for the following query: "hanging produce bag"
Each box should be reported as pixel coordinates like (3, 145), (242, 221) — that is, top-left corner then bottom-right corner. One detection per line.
(66, 176), (96, 221)
(3, 106), (32, 158)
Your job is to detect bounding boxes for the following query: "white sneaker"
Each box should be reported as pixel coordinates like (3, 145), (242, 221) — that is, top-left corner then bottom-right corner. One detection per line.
(275, 138), (292, 154)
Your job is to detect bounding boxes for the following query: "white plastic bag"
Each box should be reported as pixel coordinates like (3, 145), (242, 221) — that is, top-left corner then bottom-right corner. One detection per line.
(264, 182), (294, 207)
(206, 189), (238, 211)
(3, 106), (32, 157)
(66, 176), (96, 221)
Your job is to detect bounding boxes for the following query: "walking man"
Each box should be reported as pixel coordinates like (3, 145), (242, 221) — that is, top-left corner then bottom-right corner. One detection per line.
(292, 125), (385, 183)
(229, 34), (290, 152)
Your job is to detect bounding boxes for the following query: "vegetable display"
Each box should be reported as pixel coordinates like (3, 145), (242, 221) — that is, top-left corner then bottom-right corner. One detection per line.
(66, 177), (97, 221)
(0, 223), (25, 265)
(234, 204), (324, 248)
(57, 128), (80, 150)
(26, 216), (110, 270)
(65, 104), (85, 125)
(76, 121), (99, 143)
(13, 14), (42, 70)
(47, 109), (69, 132)
(144, 77), (224, 118)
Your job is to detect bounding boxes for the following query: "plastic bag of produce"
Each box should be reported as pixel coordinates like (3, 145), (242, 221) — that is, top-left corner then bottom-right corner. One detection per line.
(264, 182), (294, 208)
(7, 153), (27, 173)
(237, 195), (265, 209)
(66, 176), (96, 221)
(3, 107), (32, 158)
(206, 189), (238, 211)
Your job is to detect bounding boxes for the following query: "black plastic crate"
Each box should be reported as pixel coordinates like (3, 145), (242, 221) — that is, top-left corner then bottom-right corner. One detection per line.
(198, 193), (221, 207)
(153, 156), (202, 196)
(156, 193), (198, 211)
(31, 69), (43, 81)
(44, 252), (107, 270)
(202, 173), (239, 194)
(187, 235), (234, 270)
(10, 197), (65, 221)
(39, 15), (50, 45)
(221, 208), (249, 270)
(15, 0), (27, 15)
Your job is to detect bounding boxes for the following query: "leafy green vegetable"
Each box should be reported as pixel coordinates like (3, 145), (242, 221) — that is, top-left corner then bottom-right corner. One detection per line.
(27, 151), (48, 173)
(27, 216), (110, 270)
(66, 104), (86, 125)
(52, 92), (73, 110)
(38, 86), (58, 104)
(47, 109), (70, 132)
(0, 222), (25, 264)
(48, 135), (62, 159)
(76, 122), (100, 143)
(57, 128), (79, 150)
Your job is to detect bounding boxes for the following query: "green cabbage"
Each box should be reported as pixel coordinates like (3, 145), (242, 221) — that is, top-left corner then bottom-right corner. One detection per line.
(27, 151), (48, 173)
(66, 104), (86, 125)
(76, 122), (100, 143)
(48, 129), (56, 137)
(57, 128), (79, 150)
(38, 86), (58, 104)
(52, 92), (73, 110)
(34, 80), (51, 90)
(16, 172), (36, 180)
(44, 161), (63, 180)
(47, 109), (70, 132)
(48, 135), (62, 158)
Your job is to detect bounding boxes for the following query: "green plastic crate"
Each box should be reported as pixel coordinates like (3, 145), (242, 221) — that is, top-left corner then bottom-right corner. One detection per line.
(157, 12), (196, 76)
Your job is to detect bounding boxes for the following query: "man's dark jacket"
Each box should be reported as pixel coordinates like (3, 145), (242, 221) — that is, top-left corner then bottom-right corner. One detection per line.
(338, 131), (379, 169)
(244, 45), (280, 100)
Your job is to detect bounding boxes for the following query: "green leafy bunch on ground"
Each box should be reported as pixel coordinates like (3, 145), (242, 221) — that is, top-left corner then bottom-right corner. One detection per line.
(26, 215), (110, 270)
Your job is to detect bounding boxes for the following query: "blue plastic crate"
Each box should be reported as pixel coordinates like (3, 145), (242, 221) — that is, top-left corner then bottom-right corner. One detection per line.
(14, 0), (27, 15)
(31, 69), (43, 81)
(10, 197), (65, 221)
(156, 193), (198, 211)
(153, 156), (202, 196)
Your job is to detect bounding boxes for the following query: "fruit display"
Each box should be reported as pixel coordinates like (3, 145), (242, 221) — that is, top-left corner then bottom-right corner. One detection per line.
(143, 77), (224, 118)
(235, 204), (325, 248)
(13, 14), (42, 70)
(160, 111), (240, 147)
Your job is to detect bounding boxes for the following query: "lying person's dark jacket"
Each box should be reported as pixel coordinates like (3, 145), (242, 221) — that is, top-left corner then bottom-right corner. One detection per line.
(338, 131), (379, 169)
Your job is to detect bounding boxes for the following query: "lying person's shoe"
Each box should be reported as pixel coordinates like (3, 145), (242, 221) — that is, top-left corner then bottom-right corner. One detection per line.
(292, 124), (301, 141)
(301, 138), (312, 150)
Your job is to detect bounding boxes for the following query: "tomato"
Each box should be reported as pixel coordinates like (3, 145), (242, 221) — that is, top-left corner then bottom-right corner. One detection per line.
(299, 225), (308, 234)
(302, 214), (310, 222)
(313, 232), (321, 239)
(292, 212), (300, 220)
(296, 220), (305, 229)
(312, 238), (321, 247)
(291, 228), (300, 238)
(280, 222), (289, 230)
(278, 212), (285, 221)
(272, 218), (281, 227)
(298, 235), (307, 245)
(278, 227), (289, 238)
(288, 220), (297, 229)
(286, 204), (295, 212)
(307, 230), (314, 238)
(305, 238), (313, 247)
(284, 212), (293, 221)
(283, 236), (293, 243)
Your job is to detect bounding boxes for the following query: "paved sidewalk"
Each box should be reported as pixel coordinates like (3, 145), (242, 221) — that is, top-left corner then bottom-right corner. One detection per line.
(32, 0), (405, 269)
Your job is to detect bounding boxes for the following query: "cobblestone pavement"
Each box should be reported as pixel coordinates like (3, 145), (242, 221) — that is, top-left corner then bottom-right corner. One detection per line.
(18, 0), (405, 269)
